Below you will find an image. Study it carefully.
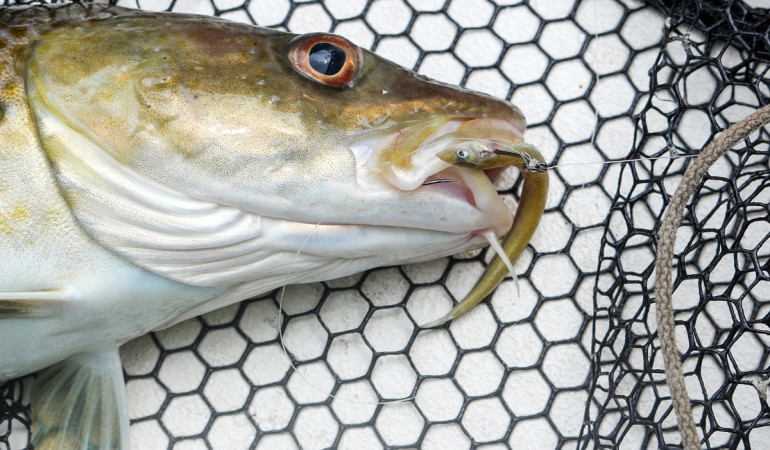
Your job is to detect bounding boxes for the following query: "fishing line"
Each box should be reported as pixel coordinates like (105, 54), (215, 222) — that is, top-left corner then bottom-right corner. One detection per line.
(276, 286), (416, 406)
(447, 137), (700, 172)
(543, 153), (699, 171)
(274, 133), (703, 406)
(274, 148), (441, 406)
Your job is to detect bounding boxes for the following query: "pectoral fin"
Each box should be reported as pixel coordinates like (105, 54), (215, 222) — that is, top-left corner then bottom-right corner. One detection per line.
(31, 348), (129, 450)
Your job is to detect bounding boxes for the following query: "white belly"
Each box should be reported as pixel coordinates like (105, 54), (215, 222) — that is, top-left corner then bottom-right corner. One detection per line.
(0, 70), (223, 381)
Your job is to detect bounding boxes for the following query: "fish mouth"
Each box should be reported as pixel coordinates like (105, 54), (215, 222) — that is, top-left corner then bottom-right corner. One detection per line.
(349, 116), (526, 236)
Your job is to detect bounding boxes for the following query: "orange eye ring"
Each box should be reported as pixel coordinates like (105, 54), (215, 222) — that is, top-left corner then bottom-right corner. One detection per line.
(285, 33), (362, 88)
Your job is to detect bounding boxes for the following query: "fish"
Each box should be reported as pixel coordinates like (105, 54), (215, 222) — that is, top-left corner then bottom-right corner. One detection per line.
(428, 132), (549, 326)
(0, 3), (547, 449)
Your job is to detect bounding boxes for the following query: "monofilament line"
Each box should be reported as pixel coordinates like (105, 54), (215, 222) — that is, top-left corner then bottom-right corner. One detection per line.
(547, 153), (698, 170)
(449, 136), (700, 172)
(276, 285), (415, 406)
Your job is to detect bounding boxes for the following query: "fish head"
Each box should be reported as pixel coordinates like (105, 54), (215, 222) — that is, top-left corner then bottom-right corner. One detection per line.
(25, 11), (529, 288)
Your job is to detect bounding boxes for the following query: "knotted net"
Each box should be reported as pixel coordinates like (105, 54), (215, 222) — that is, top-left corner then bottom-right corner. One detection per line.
(1, 0), (768, 448)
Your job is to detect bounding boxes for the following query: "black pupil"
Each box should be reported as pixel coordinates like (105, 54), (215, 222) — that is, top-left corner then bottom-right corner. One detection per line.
(308, 43), (346, 76)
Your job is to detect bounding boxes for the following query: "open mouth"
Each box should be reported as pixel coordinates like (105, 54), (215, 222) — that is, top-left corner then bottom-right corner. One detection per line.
(349, 115), (546, 326)
(349, 116), (527, 234)
(421, 168), (477, 207)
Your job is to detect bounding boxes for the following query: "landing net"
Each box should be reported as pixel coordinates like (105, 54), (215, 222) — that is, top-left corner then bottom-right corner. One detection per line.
(1, 0), (768, 448)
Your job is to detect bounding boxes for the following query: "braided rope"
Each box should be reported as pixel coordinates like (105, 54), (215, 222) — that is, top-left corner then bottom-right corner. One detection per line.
(654, 104), (770, 450)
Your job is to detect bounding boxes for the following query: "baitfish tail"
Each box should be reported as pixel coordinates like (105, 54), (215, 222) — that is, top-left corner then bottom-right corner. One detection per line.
(424, 147), (549, 327)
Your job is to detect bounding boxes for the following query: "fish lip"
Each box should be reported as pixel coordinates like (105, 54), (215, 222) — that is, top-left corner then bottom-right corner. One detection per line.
(428, 165), (513, 236)
(349, 115), (522, 236)
(349, 115), (524, 185)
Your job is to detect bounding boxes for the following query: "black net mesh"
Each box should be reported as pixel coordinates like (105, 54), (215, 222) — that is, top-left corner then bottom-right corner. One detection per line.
(581, 0), (770, 448)
(1, 0), (768, 449)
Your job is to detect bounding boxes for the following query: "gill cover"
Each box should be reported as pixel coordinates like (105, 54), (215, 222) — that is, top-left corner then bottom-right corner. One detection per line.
(22, 15), (346, 288)
(24, 7), (545, 324)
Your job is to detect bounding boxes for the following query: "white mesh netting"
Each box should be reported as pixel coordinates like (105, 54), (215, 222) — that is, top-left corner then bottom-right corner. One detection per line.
(1, 0), (769, 449)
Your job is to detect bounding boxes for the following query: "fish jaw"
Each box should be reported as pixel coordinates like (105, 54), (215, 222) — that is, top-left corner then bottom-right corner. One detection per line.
(21, 6), (528, 294)
(349, 117), (526, 237)
(25, 81), (497, 292)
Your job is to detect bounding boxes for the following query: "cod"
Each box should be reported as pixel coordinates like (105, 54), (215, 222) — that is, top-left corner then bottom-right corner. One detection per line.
(0, 3), (547, 448)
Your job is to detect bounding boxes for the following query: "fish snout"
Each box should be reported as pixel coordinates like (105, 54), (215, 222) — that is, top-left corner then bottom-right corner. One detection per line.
(354, 117), (528, 190)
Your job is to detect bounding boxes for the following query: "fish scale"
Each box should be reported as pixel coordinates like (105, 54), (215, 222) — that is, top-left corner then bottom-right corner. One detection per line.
(0, 4), (546, 449)
(0, 7), (219, 384)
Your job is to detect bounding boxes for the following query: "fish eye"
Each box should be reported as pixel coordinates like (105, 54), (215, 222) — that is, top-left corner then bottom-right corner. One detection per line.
(457, 149), (470, 160)
(285, 33), (362, 88)
(308, 43), (346, 75)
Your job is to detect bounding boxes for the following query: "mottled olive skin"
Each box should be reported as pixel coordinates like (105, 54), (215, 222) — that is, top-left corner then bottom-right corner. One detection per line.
(24, 7), (523, 230)
(0, 7), (546, 447)
(0, 3), (525, 381)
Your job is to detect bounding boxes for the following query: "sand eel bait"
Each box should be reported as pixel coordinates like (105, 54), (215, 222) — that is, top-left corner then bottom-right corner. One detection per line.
(424, 128), (549, 327)
(0, 4), (546, 448)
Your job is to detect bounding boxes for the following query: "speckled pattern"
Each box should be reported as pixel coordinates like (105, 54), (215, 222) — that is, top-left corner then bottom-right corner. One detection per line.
(2, 0), (769, 449)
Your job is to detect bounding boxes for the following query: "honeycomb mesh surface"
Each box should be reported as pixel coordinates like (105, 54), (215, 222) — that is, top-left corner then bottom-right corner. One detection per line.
(0, 0), (768, 449)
